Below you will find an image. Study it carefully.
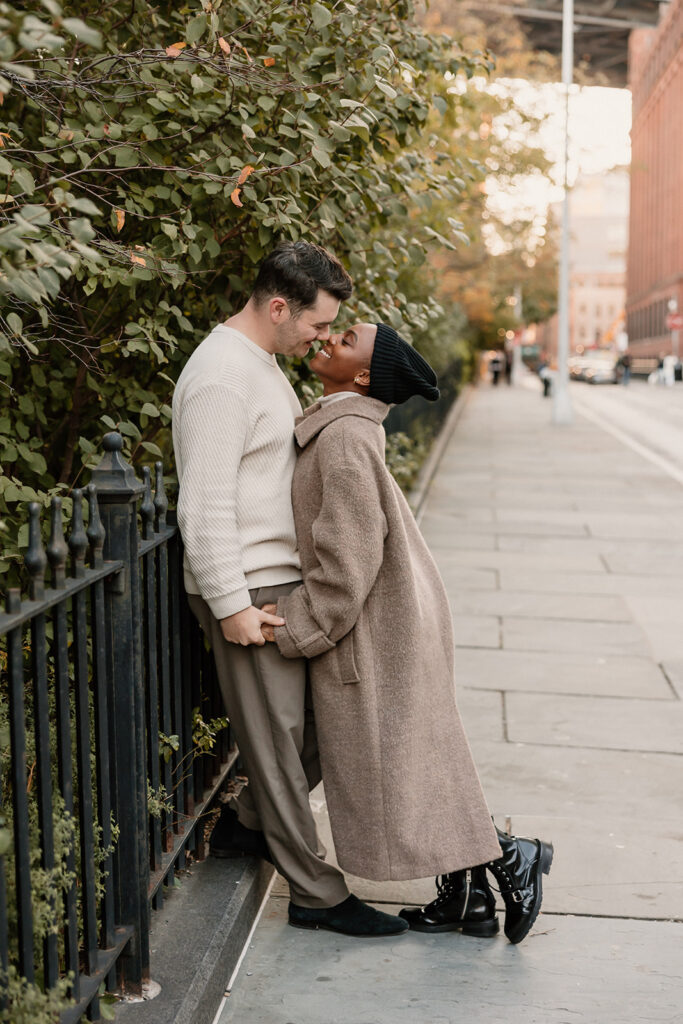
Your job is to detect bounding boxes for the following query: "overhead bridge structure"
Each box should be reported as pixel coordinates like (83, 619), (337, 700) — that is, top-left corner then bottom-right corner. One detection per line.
(464, 1), (669, 83)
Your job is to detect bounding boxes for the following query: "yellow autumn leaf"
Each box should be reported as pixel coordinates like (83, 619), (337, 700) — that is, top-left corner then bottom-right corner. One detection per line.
(237, 164), (255, 186)
(263, 56), (275, 67)
(165, 42), (187, 57)
(115, 209), (125, 233)
(218, 37), (231, 54)
(130, 253), (146, 266)
(230, 188), (243, 208)
(0, 131), (12, 147)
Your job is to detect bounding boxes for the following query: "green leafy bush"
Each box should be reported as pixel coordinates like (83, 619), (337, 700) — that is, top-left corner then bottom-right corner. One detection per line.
(0, 0), (488, 586)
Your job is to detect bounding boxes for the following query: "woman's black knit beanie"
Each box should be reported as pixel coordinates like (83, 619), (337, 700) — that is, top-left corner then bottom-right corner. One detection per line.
(368, 323), (440, 405)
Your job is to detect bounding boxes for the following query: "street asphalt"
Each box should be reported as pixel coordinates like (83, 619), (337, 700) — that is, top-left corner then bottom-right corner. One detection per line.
(216, 376), (683, 1024)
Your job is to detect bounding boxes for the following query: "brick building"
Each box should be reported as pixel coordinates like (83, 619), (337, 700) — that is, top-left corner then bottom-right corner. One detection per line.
(626, 0), (683, 361)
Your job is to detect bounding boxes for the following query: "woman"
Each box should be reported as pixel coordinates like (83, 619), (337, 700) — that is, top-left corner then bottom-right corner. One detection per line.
(264, 322), (553, 943)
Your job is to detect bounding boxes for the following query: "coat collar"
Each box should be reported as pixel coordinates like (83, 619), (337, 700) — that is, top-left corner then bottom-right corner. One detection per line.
(294, 395), (390, 448)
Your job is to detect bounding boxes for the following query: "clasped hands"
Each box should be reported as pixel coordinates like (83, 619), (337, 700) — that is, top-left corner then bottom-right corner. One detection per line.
(219, 602), (282, 646)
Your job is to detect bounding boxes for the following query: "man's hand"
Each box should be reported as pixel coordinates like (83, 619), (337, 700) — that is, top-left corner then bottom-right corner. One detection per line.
(260, 603), (279, 643)
(220, 604), (284, 646)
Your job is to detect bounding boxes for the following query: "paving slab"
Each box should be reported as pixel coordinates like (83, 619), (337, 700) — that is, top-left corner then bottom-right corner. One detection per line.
(452, 614), (501, 648)
(502, 617), (651, 657)
(454, 648), (672, 699)
(447, 589), (630, 622)
(457, 687), (505, 742)
(425, 548), (607, 573)
(468, 741), (683, 822)
(505, 692), (683, 754)
(219, 901), (683, 1024)
(498, 569), (683, 597)
(437, 564), (499, 590)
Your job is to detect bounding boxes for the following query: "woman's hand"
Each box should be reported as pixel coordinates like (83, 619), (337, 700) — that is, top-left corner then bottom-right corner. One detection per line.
(260, 602), (279, 642)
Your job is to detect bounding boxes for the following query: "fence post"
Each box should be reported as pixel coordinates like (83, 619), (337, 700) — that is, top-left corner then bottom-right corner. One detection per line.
(90, 432), (150, 994)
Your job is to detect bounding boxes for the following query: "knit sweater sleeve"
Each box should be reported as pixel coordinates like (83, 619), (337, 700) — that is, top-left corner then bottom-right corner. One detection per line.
(274, 434), (388, 659)
(176, 383), (252, 619)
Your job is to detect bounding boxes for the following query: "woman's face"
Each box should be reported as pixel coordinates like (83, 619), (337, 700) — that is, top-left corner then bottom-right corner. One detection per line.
(309, 322), (377, 390)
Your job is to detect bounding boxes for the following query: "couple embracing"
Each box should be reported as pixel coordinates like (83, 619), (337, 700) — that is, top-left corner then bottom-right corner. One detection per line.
(172, 241), (552, 944)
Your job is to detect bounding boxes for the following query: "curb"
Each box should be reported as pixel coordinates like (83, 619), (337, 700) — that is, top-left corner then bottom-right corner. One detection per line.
(115, 856), (274, 1024)
(409, 384), (473, 524)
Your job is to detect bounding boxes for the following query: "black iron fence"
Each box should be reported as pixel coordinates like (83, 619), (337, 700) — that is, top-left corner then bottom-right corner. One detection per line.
(0, 433), (237, 1022)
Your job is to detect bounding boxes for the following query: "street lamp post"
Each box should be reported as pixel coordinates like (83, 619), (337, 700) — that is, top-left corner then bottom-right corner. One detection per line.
(552, 0), (574, 425)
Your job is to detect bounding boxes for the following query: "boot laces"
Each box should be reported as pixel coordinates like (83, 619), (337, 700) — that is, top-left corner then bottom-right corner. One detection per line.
(433, 874), (458, 906)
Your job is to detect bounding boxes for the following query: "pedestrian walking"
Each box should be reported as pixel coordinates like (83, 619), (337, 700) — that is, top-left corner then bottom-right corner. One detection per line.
(620, 351), (631, 385)
(490, 350), (503, 386)
(262, 323), (553, 944)
(172, 242), (413, 937)
(538, 355), (552, 397)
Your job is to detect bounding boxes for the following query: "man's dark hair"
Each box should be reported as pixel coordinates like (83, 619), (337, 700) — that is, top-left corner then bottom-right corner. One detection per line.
(252, 241), (352, 315)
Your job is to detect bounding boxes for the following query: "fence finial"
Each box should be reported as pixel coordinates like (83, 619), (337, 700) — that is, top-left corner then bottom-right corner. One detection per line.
(141, 466), (155, 540)
(25, 501), (47, 601)
(86, 483), (105, 568)
(90, 432), (144, 501)
(69, 488), (88, 579)
(154, 462), (168, 531)
(47, 497), (68, 589)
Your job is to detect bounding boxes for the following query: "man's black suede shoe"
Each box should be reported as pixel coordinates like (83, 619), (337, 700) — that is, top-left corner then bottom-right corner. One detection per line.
(209, 804), (272, 862)
(288, 895), (409, 937)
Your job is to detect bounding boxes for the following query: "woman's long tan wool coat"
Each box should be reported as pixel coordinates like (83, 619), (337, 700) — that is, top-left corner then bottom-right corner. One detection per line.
(274, 396), (501, 881)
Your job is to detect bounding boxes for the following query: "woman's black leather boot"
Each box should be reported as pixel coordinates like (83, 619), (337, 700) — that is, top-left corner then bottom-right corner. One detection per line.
(487, 826), (554, 944)
(399, 866), (499, 936)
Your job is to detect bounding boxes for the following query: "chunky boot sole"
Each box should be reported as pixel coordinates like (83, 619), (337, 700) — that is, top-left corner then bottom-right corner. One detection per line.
(401, 914), (499, 938)
(506, 841), (554, 945)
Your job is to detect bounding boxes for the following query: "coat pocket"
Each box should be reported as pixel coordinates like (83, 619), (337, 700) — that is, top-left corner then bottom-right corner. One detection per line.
(335, 632), (360, 685)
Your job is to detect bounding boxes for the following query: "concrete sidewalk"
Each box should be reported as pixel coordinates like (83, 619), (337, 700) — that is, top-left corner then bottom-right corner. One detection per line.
(217, 382), (683, 1024)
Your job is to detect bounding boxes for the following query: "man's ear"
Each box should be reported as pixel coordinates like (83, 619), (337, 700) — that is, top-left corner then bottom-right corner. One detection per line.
(354, 368), (371, 387)
(269, 296), (289, 323)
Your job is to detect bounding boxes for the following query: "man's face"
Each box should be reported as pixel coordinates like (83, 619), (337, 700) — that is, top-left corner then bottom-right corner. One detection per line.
(272, 290), (341, 358)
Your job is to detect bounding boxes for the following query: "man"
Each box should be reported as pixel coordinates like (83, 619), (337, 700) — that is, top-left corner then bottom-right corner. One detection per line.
(172, 242), (409, 937)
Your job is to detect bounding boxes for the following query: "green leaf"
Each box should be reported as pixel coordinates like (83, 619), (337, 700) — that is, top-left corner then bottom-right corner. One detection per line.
(61, 17), (103, 48)
(114, 147), (139, 168)
(140, 403), (160, 417)
(311, 3), (333, 29)
(186, 14), (207, 44)
(311, 146), (330, 168)
(141, 441), (163, 457)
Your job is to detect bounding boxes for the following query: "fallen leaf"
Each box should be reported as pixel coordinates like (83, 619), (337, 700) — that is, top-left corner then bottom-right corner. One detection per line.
(218, 37), (231, 54)
(0, 131), (12, 147)
(57, 128), (74, 142)
(165, 42), (187, 57)
(130, 253), (147, 266)
(134, 244), (145, 251)
(115, 209), (125, 232)
(263, 56), (275, 67)
(237, 164), (255, 186)
(230, 188), (243, 207)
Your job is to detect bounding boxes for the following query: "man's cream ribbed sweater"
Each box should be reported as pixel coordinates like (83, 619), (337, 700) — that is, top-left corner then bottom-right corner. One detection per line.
(172, 325), (302, 619)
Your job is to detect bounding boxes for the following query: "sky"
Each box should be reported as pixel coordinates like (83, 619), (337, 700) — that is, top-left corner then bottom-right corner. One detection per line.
(484, 81), (632, 238)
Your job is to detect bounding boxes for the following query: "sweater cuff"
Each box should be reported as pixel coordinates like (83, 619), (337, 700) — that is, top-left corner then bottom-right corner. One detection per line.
(206, 587), (252, 620)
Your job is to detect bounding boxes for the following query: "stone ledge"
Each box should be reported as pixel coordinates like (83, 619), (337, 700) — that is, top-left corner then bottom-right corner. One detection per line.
(116, 856), (274, 1024)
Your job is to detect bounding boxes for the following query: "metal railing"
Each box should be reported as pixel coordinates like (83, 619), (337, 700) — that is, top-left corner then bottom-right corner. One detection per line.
(0, 432), (237, 1022)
